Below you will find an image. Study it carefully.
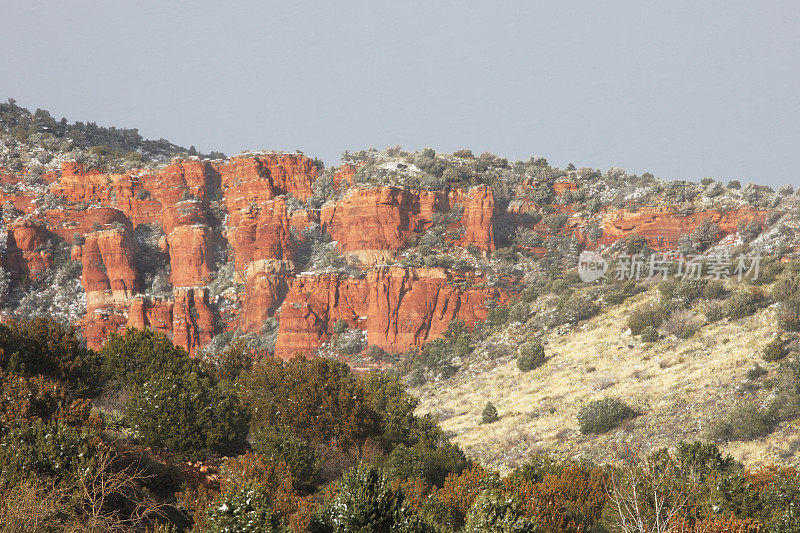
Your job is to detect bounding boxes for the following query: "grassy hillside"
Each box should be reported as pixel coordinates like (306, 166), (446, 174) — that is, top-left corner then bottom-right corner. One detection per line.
(414, 277), (800, 472)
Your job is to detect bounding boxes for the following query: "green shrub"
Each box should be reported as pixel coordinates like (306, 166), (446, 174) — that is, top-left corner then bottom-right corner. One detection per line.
(704, 300), (725, 322)
(313, 466), (423, 532)
(517, 341), (545, 372)
(763, 336), (787, 362)
(404, 320), (472, 384)
(640, 326), (659, 343)
(675, 441), (739, 482)
(481, 402), (499, 424)
(628, 302), (667, 335)
(702, 279), (728, 300)
(557, 294), (599, 325)
(708, 403), (775, 442)
(659, 277), (709, 309)
(252, 426), (318, 492)
(205, 483), (281, 532)
(126, 373), (249, 460)
(577, 397), (637, 434)
(0, 318), (101, 396)
(746, 365), (768, 380)
(0, 420), (99, 485)
(101, 327), (198, 387)
(543, 213), (568, 232)
(382, 441), (469, 488)
(778, 296), (800, 332)
(199, 340), (254, 383)
(770, 270), (800, 302)
(335, 328), (367, 355)
(722, 289), (763, 320)
(463, 490), (536, 532)
(602, 280), (638, 306)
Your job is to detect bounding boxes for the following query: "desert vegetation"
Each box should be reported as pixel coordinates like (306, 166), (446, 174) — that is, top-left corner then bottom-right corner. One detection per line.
(2, 319), (800, 531)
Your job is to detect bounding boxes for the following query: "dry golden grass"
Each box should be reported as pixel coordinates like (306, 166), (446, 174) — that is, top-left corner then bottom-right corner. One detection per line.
(413, 287), (798, 473)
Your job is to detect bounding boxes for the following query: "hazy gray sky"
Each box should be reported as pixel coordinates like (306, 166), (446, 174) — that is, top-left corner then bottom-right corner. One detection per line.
(2, 1), (798, 186)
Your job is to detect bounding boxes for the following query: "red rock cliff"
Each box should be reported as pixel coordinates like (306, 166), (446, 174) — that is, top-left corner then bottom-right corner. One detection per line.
(275, 267), (502, 359)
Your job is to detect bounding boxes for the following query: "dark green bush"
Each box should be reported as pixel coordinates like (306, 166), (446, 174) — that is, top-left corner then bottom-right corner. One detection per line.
(704, 300), (725, 322)
(199, 340), (254, 383)
(763, 336), (787, 362)
(313, 466), (423, 532)
(556, 293), (599, 325)
(640, 325), (659, 342)
(0, 318), (101, 396)
(382, 440), (468, 488)
(659, 277), (709, 309)
(517, 341), (545, 372)
(577, 397), (637, 434)
(628, 302), (667, 335)
(205, 482), (281, 532)
(543, 213), (568, 232)
(702, 279), (728, 300)
(602, 280), (638, 306)
(403, 320), (472, 384)
(0, 420), (99, 485)
(252, 426), (318, 492)
(101, 327), (198, 387)
(674, 441), (739, 482)
(463, 490), (536, 532)
(708, 403), (775, 442)
(722, 289), (763, 320)
(771, 270), (800, 303)
(481, 402), (499, 424)
(778, 296), (800, 332)
(126, 372), (249, 460)
(746, 365), (768, 380)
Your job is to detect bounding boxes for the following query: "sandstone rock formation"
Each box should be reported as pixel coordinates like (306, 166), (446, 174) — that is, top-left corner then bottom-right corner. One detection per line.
(0, 150), (774, 361)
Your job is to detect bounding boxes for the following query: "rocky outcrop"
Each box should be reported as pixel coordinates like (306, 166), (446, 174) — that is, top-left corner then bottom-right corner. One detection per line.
(601, 207), (765, 250)
(35, 154), (321, 354)
(452, 186), (495, 253)
(275, 267), (502, 359)
(166, 224), (214, 287)
(172, 288), (216, 355)
(73, 227), (140, 309)
(3, 221), (53, 279)
(7, 149), (772, 363)
(240, 259), (294, 332)
(320, 185), (495, 254)
(226, 197), (295, 273)
(321, 187), (440, 252)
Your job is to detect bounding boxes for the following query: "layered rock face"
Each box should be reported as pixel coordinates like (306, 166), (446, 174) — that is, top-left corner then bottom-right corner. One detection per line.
(1, 151), (767, 360)
(4, 221), (54, 280)
(320, 185), (496, 257)
(1, 154), (503, 358)
(601, 207), (765, 250)
(275, 267), (502, 358)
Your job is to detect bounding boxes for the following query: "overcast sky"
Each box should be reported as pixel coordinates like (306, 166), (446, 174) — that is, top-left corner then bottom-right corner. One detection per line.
(2, 1), (798, 186)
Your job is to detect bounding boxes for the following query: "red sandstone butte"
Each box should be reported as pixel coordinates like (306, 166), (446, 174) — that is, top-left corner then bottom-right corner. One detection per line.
(274, 267), (502, 359)
(601, 207), (765, 250)
(2, 151), (765, 360)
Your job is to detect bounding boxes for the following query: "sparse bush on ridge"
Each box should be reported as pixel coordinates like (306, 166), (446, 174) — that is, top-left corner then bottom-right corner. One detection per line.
(482, 402), (499, 424)
(517, 341), (545, 372)
(628, 301), (668, 335)
(708, 402), (776, 442)
(640, 325), (659, 342)
(660, 309), (701, 339)
(763, 335), (787, 362)
(577, 397), (637, 434)
(722, 288), (765, 320)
